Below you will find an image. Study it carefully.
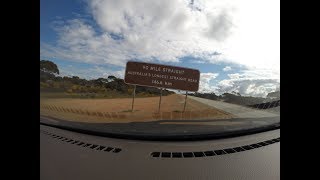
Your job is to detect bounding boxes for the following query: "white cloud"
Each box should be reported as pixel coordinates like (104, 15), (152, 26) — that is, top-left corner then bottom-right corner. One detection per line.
(223, 66), (232, 71)
(195, 67), (279, 97)
(227, 73), (241, 79)
(198, 72), (219, 92)
(40, 0), (280, 97)
(216, 69), (280, 97)
(59, 65), (125, 80)
(41, 0), (279, 73)
(218, 79), (279, 97)
(40, 0), (240, 67)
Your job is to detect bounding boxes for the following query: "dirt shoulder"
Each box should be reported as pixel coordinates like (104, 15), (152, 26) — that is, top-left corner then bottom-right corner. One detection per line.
(40, 94), (234, 123)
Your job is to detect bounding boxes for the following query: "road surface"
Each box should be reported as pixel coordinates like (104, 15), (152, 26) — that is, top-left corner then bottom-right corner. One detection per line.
(188, 96), (279, 118)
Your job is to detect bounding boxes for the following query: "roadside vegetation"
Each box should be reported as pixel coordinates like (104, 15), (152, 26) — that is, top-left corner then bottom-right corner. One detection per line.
(189, 90), (280, 106)
(40, 60), (175, 99)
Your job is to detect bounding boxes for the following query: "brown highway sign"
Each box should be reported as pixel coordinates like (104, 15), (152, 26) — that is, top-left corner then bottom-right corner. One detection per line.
(124, 61), (200, 91)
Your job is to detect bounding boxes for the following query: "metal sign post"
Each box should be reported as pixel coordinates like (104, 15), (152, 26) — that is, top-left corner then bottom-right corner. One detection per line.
(158, 88), (163, 113)
(131, 85), (136, 112)
(183, 91), (188, 112)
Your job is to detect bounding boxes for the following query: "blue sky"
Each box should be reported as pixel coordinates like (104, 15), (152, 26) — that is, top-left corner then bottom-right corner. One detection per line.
(41, 0), (81, 43)
(40, 0), (280, 97)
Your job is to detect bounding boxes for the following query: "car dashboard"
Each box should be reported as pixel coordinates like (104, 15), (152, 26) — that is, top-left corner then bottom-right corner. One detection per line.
(40, 124), (279, 180)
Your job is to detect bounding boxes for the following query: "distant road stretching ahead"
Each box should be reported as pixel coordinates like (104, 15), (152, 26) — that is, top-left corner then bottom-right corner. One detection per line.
(188, 96), (279, 118)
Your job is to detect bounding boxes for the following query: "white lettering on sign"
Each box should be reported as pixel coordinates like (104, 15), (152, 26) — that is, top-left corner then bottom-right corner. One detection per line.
(125, 61), (200, 91)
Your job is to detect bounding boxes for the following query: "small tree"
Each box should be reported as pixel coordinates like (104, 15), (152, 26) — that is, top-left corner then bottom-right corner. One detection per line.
(40, 60), (59, 74)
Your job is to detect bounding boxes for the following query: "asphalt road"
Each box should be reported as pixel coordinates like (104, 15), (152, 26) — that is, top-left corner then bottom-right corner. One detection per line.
(188, 96), (279, 118)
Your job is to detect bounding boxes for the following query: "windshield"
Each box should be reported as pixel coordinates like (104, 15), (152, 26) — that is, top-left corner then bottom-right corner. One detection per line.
(40, 0), (279, 140)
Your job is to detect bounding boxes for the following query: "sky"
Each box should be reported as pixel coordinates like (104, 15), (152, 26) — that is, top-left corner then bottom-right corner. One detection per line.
(40, 0), (280, 97)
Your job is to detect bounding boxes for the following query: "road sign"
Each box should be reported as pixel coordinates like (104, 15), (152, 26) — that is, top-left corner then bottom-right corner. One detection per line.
(124, 61), (200, 91)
